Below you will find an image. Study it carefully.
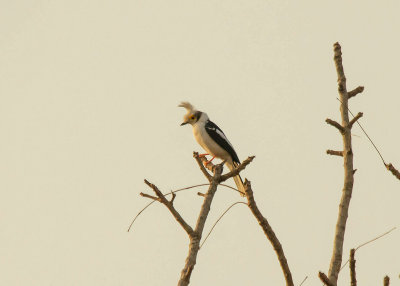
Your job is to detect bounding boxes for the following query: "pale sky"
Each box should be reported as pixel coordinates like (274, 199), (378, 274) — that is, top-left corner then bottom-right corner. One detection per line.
(1, 1), (399, 285)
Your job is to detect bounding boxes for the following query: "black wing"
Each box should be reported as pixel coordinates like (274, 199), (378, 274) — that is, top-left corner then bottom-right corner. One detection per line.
(205, 120), (240, 164)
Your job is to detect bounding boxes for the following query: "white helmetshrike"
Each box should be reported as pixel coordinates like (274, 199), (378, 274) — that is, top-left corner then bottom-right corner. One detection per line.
(179, 102), (245, 196)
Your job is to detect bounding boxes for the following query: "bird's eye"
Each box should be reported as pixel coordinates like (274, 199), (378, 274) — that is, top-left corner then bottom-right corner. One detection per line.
(190, 115), (195, 120)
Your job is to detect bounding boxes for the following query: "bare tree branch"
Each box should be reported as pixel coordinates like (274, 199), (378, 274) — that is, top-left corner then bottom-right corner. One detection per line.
(178, 163), (224, 286)
(348, 112), (363, 129)
(326, 150), (343, 157)
(349, 249), (357, 286)
(385, 163), (400, 181)
(219, 156), (255, 182)
(244, 179), (294, 286)
(318, 271), (334, 286)
(383, 275), (390, 286)
(193, 152), (212, 181)
(327, 42), (358, 286)
(339, 227), (397, 272)
(348, 86), (364, 99)
(326, 118), (345, 134)
(143, 179), (194, 236)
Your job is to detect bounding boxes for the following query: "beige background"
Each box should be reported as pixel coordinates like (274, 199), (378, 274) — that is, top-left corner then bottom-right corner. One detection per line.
(1, 1), (399, 285)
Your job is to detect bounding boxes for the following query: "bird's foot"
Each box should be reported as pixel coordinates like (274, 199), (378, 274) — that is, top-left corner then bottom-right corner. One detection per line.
(198, 153), (209, 158)
(204, 156), (216, 166)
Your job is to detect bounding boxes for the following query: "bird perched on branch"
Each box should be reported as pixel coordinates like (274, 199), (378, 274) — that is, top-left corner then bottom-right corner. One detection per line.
(179, 102), (245, 196)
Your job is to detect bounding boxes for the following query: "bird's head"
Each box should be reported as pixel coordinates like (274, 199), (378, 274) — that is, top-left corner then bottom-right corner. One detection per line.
(179, 102), (202, 126)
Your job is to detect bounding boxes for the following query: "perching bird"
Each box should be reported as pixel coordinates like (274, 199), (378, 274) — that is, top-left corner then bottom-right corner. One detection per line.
(179, 102), (245, 196)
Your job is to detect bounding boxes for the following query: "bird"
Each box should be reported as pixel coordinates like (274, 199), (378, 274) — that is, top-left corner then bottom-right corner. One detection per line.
(179, 101), (245, 196)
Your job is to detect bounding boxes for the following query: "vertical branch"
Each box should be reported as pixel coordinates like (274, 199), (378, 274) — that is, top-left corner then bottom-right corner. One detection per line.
(327, 42), (358, 286)
(178, 164), (223, 286)
(244, 180), (294, 286)
(349, 249), (356, 286)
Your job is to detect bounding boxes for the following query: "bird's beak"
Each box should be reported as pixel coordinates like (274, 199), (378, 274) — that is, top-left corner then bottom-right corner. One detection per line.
(180, 122), (188, 126)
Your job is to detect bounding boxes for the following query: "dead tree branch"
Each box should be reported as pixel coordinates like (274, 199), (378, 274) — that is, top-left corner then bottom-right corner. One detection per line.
(385, 163), (400, 181)
(383, 275), (390, 286)
(178, 163), (223, 286)
(326, 150), (343, 157)
(244, 179), (294, 286)
(348, 86), (364, 99)
(318, 271), (334, 286)
(348, 112), (363, 129)
(326, 118), (345, 134)
(327, 42), (360, 286)
(143, 179), (194, 236)
(349, 249), (357, 286)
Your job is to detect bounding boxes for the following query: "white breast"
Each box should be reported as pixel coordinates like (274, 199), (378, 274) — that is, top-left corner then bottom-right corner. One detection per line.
(192, 122), (231, 161)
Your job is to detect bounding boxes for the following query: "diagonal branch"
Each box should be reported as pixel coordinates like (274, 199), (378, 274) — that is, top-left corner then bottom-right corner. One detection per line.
(318, 271), (334, 286)
(144, 179), (194, 236)
(326, 118), (345, 134)
(348, 112), (363, 129)
(219, 156), (255, 182)
(244, 179), (294, 286)
(385, 163), (400, 181)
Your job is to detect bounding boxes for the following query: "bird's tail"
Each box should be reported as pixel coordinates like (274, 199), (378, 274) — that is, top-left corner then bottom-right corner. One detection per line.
(226, 161), (246, 197)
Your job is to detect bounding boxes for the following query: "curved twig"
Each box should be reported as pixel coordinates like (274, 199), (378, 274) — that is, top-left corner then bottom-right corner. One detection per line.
(200, 201), (247, 249)
(339, 227), (396, 272)
(128, 183), (241, 232)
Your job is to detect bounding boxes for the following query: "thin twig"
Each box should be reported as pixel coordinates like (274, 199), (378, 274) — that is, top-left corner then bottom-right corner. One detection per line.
(144, 179), (194, 236)
(200, 201), (247, 249)
(339, 227), (397, 272)
(193, 152), (212, 181)
(336, 98), (386, 166)
(299, 276), (308, 286)
(127, 183), (240, 232)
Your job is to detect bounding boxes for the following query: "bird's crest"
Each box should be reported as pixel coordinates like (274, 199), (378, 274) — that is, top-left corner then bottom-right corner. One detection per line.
(178, 102), (196, 112)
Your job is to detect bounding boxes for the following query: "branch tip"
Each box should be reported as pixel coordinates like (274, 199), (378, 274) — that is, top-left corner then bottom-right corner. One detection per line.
(348, 86), (364, 99)
(349, 112), (363, 128)
(326, 118), (345, 133)
(319, 272), (334, 286)
(326, 150), (343, 157)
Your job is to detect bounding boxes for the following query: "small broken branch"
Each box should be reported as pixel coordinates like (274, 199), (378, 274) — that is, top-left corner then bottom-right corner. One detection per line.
(348, 112), (363, 129)
(318, 272), (334, 286)
(348, 86), (364, 99)
(326, 118), (345, 134)
(140, 192), (160, 201)
(383, 276), (390, 286)
(326, 150), (343, 157)
(349, 249), (357, 286)
(193, 152), (212, 181)
(385, 163), (400, 181)
(244, 180), (294, 286)
(144, 179), (194, 236)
